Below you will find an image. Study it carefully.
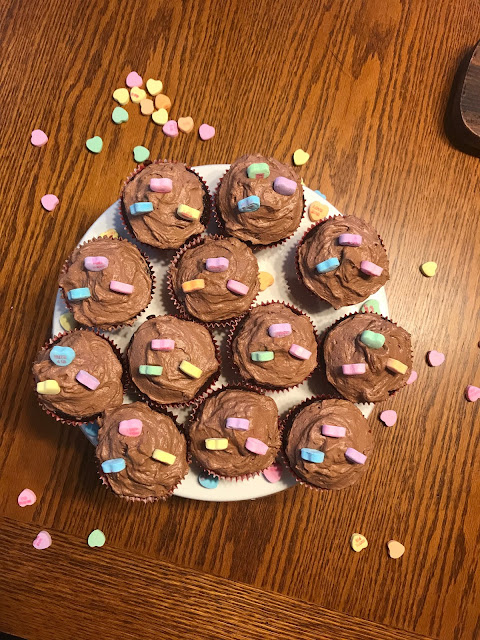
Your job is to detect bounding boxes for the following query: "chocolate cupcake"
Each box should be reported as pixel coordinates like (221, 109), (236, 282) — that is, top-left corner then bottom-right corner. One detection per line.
(121, 161), (210, 249)
(168, 235), (260, 324)
(323, 313), (413, 403)
(33, 330), (124, 422)
(96, 402), (188, 500)
(189, 387), (280, 478)
(296, 215), (389, 308)
(59, 237), (153, 329)
(230, 303), (318, 389)
(126, 315), (220, 406)
(283, 397), (373, 490)
(216, 154), (303, 246)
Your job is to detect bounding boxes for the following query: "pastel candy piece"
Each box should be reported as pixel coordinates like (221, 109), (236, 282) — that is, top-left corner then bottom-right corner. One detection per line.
(386, 358), (408, 374)
(146, 78), (163, 95)
(101, 458), (126, 473)
(152, 108), (169, 125)
(177, 204), (201, 221)
(112, 106), (129, 124)
(315, 190), (326, 198)
(250, 351), (275, 362)
(345, 447), (367, 464)
(17, 488), (37, 507)
(179, 360), (202, 379)
(150, 178), (172, 193)
(155, 94), (172, 110)
(163, 120), (179, 137)
(300, 448), (325, 463)
(130, 87), (146, 103)
(31, 129), (48, 146)
(84, 256), (109, 271)
(33, 530), (52, 550)
(205, 438), (228, 450)
(247, 162), (270, 179)
(293, 149), (309, 165)
(406, 370), (418, 385)
(245, 437), (269, 455)
(387, 540), (405, 559)
(258, 271), (274, 291)
(59, 311), (78, 331)
(50, 345), (75, 366)
(113, 88), (129, 105)
(225, 417), (250, 431)
(198, 472), (219, 489)
(205, 257), (229, 272)
(420, 261), (437, 277)
(118, 419), (143, 437)
(360, 299), (380, 314)
(273, 176), (297, 195)
(199, 123), (215, 140)
(380, 410), (397, 427)
(76, 370), (100, 390)
(86, 136), (103, 153)
(262, 462), (283, 483)
(83, 422), (99, 444)
(338, 233), (362, 246)
(133, 146), (150, 163)
(99, 228), (119, 239)
(342, 363), (366, 375)
(238, 195), (260, 212)
(289, 344), (312, 360)
(321, 424), (347, 438)
(67, 287), (91, 301)
(151, 339), (175, 351)
(308, 201), (329, 221)
(129, 201), (154, 215)
(87, 529), (106, 548)
(152, 449), (176, 465)
(110, 280), (134, 294)
(315, 257), (340, 274)
(126, 71), (143, 87)
(41, 194), (59, 211)
(359, 330), (385, 349)
(36, 380), (61, 395)
(139, 365), (163, 376)
(427, 350), (445, 367)
(350, 533), (368, 552)
(360, 260), (383, 276)
(268, 323), (292, 338)
(178, 116), (194, 133)
(182, 279), (205, 293)
(226, 279), (249, 295)
(465, 385), (480, 402)
(140, 98), (154, 115)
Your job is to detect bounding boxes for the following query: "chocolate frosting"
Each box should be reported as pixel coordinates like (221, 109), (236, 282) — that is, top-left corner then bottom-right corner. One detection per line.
(127, 315), (219, 405)
(285, 398), (373, 490)
(59, 237), (152, 328)
(231, 303), (318, 388)
(323, 313), (413, 403)
(170, 236), (260, 322)
(122, 163), (207, 249)
(189, 389), (280, 477)
(217, 154), (303, 245)
(297, 215), (389, 308)
(33, 331), (124, 419)
(96, 402), (188, 499)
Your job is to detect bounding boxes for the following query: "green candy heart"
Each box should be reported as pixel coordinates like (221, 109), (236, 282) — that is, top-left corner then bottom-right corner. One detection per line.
(87, 529), (105, 548)
(86, 136), (103, 154)
(112, 107), (129, 124)
(133, 145), (150, 163)
(360, 298), (380, 314)
(250, 351), (275, 362)
(359, 329), (385, 349)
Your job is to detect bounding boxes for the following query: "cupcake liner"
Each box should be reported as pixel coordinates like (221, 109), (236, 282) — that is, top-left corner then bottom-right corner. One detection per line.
(33, 329), (126, 427)
(59, 236), (156, 331)
(226, 301), (319, 392)
(119, 159), (212, 251)
(166, 233), (261, 329)
(214, 168), (306, 251)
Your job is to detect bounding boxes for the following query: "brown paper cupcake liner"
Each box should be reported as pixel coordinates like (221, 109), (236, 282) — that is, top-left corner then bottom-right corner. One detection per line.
(59, 236), (156, 331)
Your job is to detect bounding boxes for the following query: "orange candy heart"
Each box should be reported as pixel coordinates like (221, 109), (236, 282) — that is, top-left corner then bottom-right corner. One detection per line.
(178, 117), (194, 133)
(140, 98), (154, 115)
(308, 201), (329, 222)
(258, 271), (274, 291)
(154, 94), (172, 111)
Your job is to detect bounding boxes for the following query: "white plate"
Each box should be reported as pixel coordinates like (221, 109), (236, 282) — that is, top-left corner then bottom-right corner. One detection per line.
(52, 164), (388, 501)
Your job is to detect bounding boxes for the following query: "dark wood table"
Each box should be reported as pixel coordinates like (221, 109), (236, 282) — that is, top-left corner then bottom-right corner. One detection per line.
(1, 1), (479, 638)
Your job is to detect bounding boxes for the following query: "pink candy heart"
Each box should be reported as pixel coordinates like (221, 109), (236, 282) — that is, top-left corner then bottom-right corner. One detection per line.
(380, 410), (397, 427)
(262, 463), (283, 483)
(427, 350), (445, 367)
(17, 488), (37, 507)
(33, 530), (52, 550)
(199, 123), (215, 141)
(162, 120), (178, 137)
(126, 71), (143, 88)
(31, 129), (48, 147)
(406, 370), (418, 385)
(41, 194), (59, 211)
(465, 385), (480, 402)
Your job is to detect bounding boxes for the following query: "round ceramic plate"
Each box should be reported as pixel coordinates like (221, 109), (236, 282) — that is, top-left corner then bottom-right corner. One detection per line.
(52, 164), (388, 501)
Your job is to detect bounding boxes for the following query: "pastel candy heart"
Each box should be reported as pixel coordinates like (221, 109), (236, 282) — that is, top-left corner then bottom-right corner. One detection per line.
(33, 530), (52, 550)
(150, 178), (172, 192)
(112, 106), (129, 124)
(41, 194), (59, 211)
(205, 257), (229, 272)
(140, 98), (154, 115)
(273, 176), (296, 195)
(88, 529), (106, 548)
(155, 94), (172, 110)
(268, 323), (292, 338)
(152, 109), (168, 125)
(406, 369), (418, 385)
(59, 312), (78, 331)
(300, 448), (324, 463)
(18, 488), (37, 507)
(101, 458), (126, 473)
(152, 449), (176, 465)
(178, 116), (194, 133)
(258, 271), (274, 291)
(316, 257), (340, 274)
(338, 233), (362, 246)
(238, 195), (260, 212)
(205, 438), (228, 451)
(199, 123), (215, 140)
(350, 533), (368, 552)
(387, 540), (405, 559)
(139, 365), (163, 376)
(76, 370), (100, 390)
(420, 261), (437, 277)
(289, 344), (312, 360)
(345, 448), (367, 464)
(308, 201), (329, 221)
(163, 120), (178, 137)
(293, 149), (309, 165)
(226, 279), (249, 295)
(50, 345), (75, 366)
(360, 260), (383, 276)
(99, 228), (119, 239)
(151, 339), (175, 351)
(250, 351), (274, 362)
(86, 136), (103, 153)
(380, 410), (397, 427)
(133, 146), (150, 163)
(146, 78), (163, 96)
(31, 129), (48, 147)
(198, 472), (219, 489)
(245, 437), (269, 455)
(465, 385), (480, 402)
(110, 280), (134, 294)
(130, 87), (146, 103)
(427, 350), (445, 367)
(225, 417), (250, 431)
(247, 163), (270, 179)
(126, 71), (143, 88)
(84, 256), (109, 271)
(342, 363), (366, 375)
(321, 424), (347, 438)
(113, 88), (129, 105)
(360, 299), (381, 314)
(360, 330), (385, 349)
(262, 463), (283, 483)
(179, 360), (202, 379)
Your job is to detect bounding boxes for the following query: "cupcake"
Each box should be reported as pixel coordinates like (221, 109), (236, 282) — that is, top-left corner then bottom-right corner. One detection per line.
(59, 237), (153, 329)
(126, 315), (220, 406)
(283, 397), (373, 490)
(322, 313), (413, 403)
(168, 235), (260, 324)
(32, 330), (124, 423)
(296, 215), (389, 308)
(230, 302), (318, 389)
(96, 401), (188, 500)
(216, 154), (303, 246)
(121, 161), (210, 249)
(188, 387), (280, 478)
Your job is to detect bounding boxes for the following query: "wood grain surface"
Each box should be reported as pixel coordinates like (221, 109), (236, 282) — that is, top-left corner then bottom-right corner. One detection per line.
(0, 1), (479, 639)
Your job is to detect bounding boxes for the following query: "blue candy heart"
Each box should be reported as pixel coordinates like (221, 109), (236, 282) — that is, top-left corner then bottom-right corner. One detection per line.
(198, 473), (219, 489)
(300, 448), (325, 463)
(101, 458), (126, 473)
(50, 345), (75, 366)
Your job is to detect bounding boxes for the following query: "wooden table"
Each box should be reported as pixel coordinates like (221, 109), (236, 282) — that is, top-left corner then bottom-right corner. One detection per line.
(1, 1), (479, 638)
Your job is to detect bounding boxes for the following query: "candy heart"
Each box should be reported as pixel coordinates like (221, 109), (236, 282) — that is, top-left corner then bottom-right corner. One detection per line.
(130, 87), (146, 103)
(31, 129), (48, 147)
(465, 385), (480, 402)
(140, 98), (154, 115)
(293, 149), (309, 166)
(17, 488), (37, 507)
(50, 345), (75, 366)
(146, 78), (163, 96)
(380, 409), (397, 427)
(387, 540), (405, 559)
(420, 261), (437, 277)
(87, 529), (106, 548)
(199, 123), (215, 140)
(152, 108), (168, 125)
(59, 311), (78, 331)
(163, 120), (178, 137)
(112, 106), (129, 124)
(258, 271), (274, 291)
(41, 194), (59, 211)
(155, 94), (172, 110)
(86, 136), (103, 153)
(427, 350), (445, 367)
(178, 116), (194, 133)
(308, 201), (329, 221)
(198, 472), (219, 489)
(126, 71), (143, 88)
(133, 146), (150, 163)
(112, 88), (129, 105)
(350, 533), (368, 552)
(99, 228), (119, 239)
(406, 369), (418, 385)
(360, 299), (381, 314)
(33, 530), (52, 550)
(262, 463), (283, 483)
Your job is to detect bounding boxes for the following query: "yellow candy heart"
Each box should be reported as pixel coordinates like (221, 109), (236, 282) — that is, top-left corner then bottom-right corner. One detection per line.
(59, 312), (79, 331)
(146, 78), (163, 96)
(130, 87), (146, 103)
(140, 98), (154, 115)
(350, 533), (368, 552)
(258, 271), (274, 291)
(293, 149), (309, 166)
(99, 228), (119, 239)
(420, 261), (437, 277)
(152, 108), (168, 125)
(308, 201), (329, 222)
(387, 540), (405, 559)
(113, 88), (129, 105)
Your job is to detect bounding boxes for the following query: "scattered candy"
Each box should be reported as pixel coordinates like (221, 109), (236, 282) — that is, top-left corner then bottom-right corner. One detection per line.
(360, 299), (380, 314)
(151, 339), (175, 351)
(110, 281), (134, 295)
(88, 529), (106, 548)
(154, 94), (172, 110)
(245, 437), (269, 455)
(129, 201), (153, 215)
(182, 279), (205, 293)
(350, 533), (368, 552)
(321, 424), (346, 438)
(386, 358), (408, 374)
(289, 344), (312, 360)
(427, 350), (445, 367)
(17, 488), (37, 507)
(262, 462), (283, 483)
(140, 98), (154, 115)
(146, 78), (163, 95)
(150, 178), (172, 193)
(119, 419), (143, 437)
(268, 323), (292, 338)
(406, 370), (418, 385)
(387, 540), (405, 559)
(179, 360), (202, 379)
(198, 472), (219, 489)
(247, 163), (270, 179)
(205, 438), (228, 450)
(36, 380), (61, 395)
(83, 422), (99, 444)
(199, 123), (215, 140)
(360, 260), (383, 277)
(99, 228), (119, 239)
(139, 365), (163, 376)
(342, 363), (366, 375)
(113, 88), (129, 105)
(84, 256), (109, 271)
(315, 257), (340, 274)
(126, 71), (143, 88)
(250, 351), (275, 362)
(315, 190), (326, 198)
(112, 106), (129, 124)
(300, 448), (325, 463)
(293, 149), (309, 166)
(50, 345), (75, 367)
(31, 129), (48, 147)
(338, 233), (362, 246)
(152, 108), (169, 125)
(238, 195), (260, 212)
(420, 261), (437, 277)
(163, 120), (179, 137)
(226, 279), (249, 296)
(41, 194), (59, 211)
(205, 257), (229, 272)
(359, 330), (385, 349)
(345, 447), (367, 464)
(177, 204), (201, 221)
(59, 312), (78, 331)
(101, 458), (126, 473)
(86, 136), (103, 154)
(465, 385), (480, 402)
(33, 531), (52, 550)
(380, 410), (397, 427)
(178, 116), (194, 133)
(76, 370), (100, 390)
(152, 449), (176, 465)
(133, 146), (150, 163)
(67, 287), (91, 301)
(273, 176), (296, 195)
(130, 87), (146, 103)
(225, 417), (250, 431)
(308, 201), (329, 221)
(258, 271), (274, 290)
